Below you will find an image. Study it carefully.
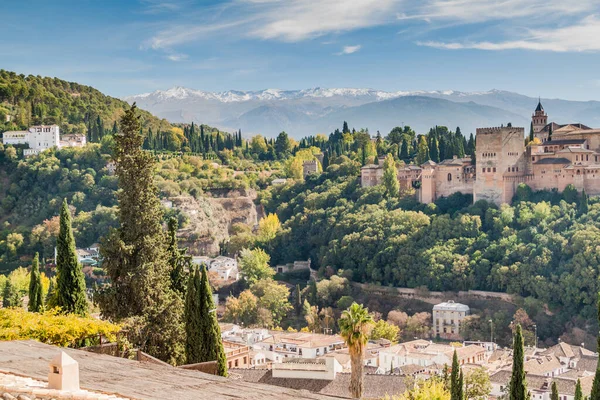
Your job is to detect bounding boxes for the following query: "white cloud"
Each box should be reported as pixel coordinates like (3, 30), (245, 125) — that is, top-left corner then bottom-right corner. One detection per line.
(166, 53), (188, 61)
(336, 45), (362, 55)
(418, 15), (600, 52)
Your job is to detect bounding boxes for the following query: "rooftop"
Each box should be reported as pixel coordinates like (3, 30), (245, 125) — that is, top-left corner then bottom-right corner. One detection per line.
(534, 157), (572, 165)
(0, 340), (334, 400)
(433, 300), (470, 312)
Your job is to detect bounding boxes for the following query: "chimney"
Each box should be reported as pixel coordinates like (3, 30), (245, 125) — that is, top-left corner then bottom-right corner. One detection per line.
(48, 351), (80, 391)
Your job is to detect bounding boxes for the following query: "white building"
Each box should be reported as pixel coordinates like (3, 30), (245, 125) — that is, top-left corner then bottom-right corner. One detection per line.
(60, 134), (86, 148)
(272, 357), (342, 381)
(3, 125), (60, 156)
(256, 332), (346, 360)
(192, 255), (239, 281)
(433, 300), (470, 339)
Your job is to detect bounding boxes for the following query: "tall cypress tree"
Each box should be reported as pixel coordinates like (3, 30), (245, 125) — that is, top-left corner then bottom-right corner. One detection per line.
(184, 266), (202, 364)
(550, 382), (559, 400)
(400, 139), (409, 160)
(579, 189), (589, 215)
(575, 379), (583, 400)
(529, 122), (534, 143)
(458, 369), (464, 400)
(2, 279), (21, 308)
(28, 252), (43, 312)
(167, 217), (188, 297)
(548, 124), (553, 142)
(56, 199), (87, 316)
(451, 350), (461, 400)
(382, 153), (400, 198)
(98, 104), (183, 364)
(590, 293), (600, 400)
(509, 324), (530, 400)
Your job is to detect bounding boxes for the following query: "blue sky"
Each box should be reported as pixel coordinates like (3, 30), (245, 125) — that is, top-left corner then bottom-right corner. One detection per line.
(2, 0), (600, 100)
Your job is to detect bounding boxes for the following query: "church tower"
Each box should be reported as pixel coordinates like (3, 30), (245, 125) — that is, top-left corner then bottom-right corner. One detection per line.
(532, 99), (547, 133)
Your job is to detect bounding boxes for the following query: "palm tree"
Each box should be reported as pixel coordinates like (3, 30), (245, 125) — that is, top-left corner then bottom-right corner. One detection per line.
(339, 302), (373, 399)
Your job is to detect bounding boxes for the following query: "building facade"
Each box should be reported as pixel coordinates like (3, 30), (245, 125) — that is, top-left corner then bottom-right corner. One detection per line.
(361, 101), (600, 205)
(432, 301), (470, 339)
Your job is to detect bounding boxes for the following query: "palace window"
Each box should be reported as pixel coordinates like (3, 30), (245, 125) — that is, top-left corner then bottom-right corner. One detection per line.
(487, 168), (491, 172)
(532, 157), (535, 161)
(447, 173), (452, 182)
(493, 167), (496, 172)
(576, 155), (579, 161)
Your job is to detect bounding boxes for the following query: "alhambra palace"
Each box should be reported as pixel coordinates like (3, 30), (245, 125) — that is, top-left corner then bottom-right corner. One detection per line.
(361, 101), (600, 205)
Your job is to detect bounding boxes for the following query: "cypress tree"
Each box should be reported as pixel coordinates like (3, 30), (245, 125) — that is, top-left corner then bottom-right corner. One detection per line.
(430, 137), (440, 162)
(167, 217), (187, 297)
(28, 252), (43, 312)
(451, 350), (461, 400)
(458, 369), (464, 400)
(529, 122), (534, 143)
(579, 189), (589, 215)
(590, 293), (600, 400)
(400, 139), (409, 160)
(98, 104), (183, 364)
(550, 382), (559, 400)
(322, 151), (329, 170)
(548, 124), (553, 142)
(509, 324), (530, 400)
(56, 199), (87, 316)
(198, 264), (228, 376)
(575, 378), (583, 400)
(184, 266), (202, 364)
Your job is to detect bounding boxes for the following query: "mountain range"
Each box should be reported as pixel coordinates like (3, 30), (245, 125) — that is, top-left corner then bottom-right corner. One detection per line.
(125, 87), (600, 138)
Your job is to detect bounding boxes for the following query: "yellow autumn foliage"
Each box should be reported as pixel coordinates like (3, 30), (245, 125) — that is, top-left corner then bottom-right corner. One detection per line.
(0, 308), (121, 348)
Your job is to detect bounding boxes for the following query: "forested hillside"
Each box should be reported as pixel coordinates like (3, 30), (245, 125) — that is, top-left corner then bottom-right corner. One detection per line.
(254, 160), (598, 346)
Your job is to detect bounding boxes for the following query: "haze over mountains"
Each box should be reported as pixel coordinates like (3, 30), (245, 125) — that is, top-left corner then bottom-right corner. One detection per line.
(125, 87), (600, 138)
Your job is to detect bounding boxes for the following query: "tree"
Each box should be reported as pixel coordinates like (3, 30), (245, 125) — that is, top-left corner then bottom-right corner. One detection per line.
(391, 378), (450, 400)
(275, 131), (291, 157)
(529, 122), (534, 143)
(370, 319), (400, 343)
(591, 294), (600, 400)
(579, 188), (589, 215)
(430, 137), (440, 163)
(382, 153), (399, 198)
(2, 279), (21, 308)
(338, 302), (373, 399)
(98, 104), (183, 365)
(548, 124), (553, 142)
(451, 350), (461, 400)
(238, 248), (274, 285)
(198, 264), (227, 376)
(184, 266), (202, 364)
(387, 127), (404, 144)
(55, 199), (87, 316)
(417, 136), (430, 164)
(509, 324), (530, 400)
(464, 366), (491, 400)
(28, 252), (43, 312)
(223, 290), (260, 326)
(400, 139), (409, 160)
(257, 213), (281, 244)
(574, 379), (583, 400)
(167, 217), (188, 297)
(250, 279), (292, 327)
(550, 382), (559, 400)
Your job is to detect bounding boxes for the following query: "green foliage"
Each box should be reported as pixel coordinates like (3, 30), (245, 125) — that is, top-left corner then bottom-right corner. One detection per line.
(369, 319), (400, 343)
(382, 153), (400, 198)
(550, 382), (559, 400)
(575, 379), (583, 400)
(250, 279), (292, 327)
(464, 366), (491, 400)
(167, 217), (189, 297)
(0, 308), (120, 348)
(97, 105), (183, 365)
(509, 325), (530, 400)
(184, 266), (202, 364)
(55, 199), (88, 316)
(28, 253), (43, 312)
(450, 350), (461, 400)
(591, 293), (600, 400)
(2, 279), (21, 308)
(238, 248), (274, 285)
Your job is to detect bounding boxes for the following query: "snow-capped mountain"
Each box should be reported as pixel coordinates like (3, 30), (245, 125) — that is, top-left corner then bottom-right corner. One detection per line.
(124, 87), (600, 138)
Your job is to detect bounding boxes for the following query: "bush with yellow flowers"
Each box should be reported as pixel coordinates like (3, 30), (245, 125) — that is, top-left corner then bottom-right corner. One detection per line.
(0, 308), (121, 348)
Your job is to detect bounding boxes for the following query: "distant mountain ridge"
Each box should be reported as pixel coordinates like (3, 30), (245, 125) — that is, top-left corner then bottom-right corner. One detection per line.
(125, 87), (600, 138)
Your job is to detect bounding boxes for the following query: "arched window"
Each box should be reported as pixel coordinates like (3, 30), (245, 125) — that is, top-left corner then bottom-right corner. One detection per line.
(447, 173), (452, 182)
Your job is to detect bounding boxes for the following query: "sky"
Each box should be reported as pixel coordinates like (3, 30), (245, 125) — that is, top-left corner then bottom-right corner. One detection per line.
(2, 0), (600, 100)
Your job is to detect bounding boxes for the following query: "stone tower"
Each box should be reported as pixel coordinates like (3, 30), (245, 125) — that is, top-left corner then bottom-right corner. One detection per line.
(473, 127), (526, 205)
(532, 99), (547, 134)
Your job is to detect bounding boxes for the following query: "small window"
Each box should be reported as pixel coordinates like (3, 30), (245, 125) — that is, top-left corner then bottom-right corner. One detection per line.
(447, 173), (452, 182)
(532, 157), (535, 161)
(493, 167), (496, 172)
(487, 168), (491, 172)
(53, 366), (60, 374)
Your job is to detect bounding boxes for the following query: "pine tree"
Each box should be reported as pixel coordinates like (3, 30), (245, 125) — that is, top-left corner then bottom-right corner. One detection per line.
(590, 293), (600, 400)
(55, 199), (87, 316)
(98, 104), (183, 365)
(2, 279), (21, 308)
(184, 266), (202, 364)
(28, 252), (43, 312)
(451, 350), (461, 400)
(382, 153), (400, 198)
(343, 121), (350, 134)
(550, 382), (559, 400)
(574, 379), (583, 400)
(509, 324), (530, 400)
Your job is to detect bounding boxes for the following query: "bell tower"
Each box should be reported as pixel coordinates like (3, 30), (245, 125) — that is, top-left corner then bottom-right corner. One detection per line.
(532, 98), (547, 133)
